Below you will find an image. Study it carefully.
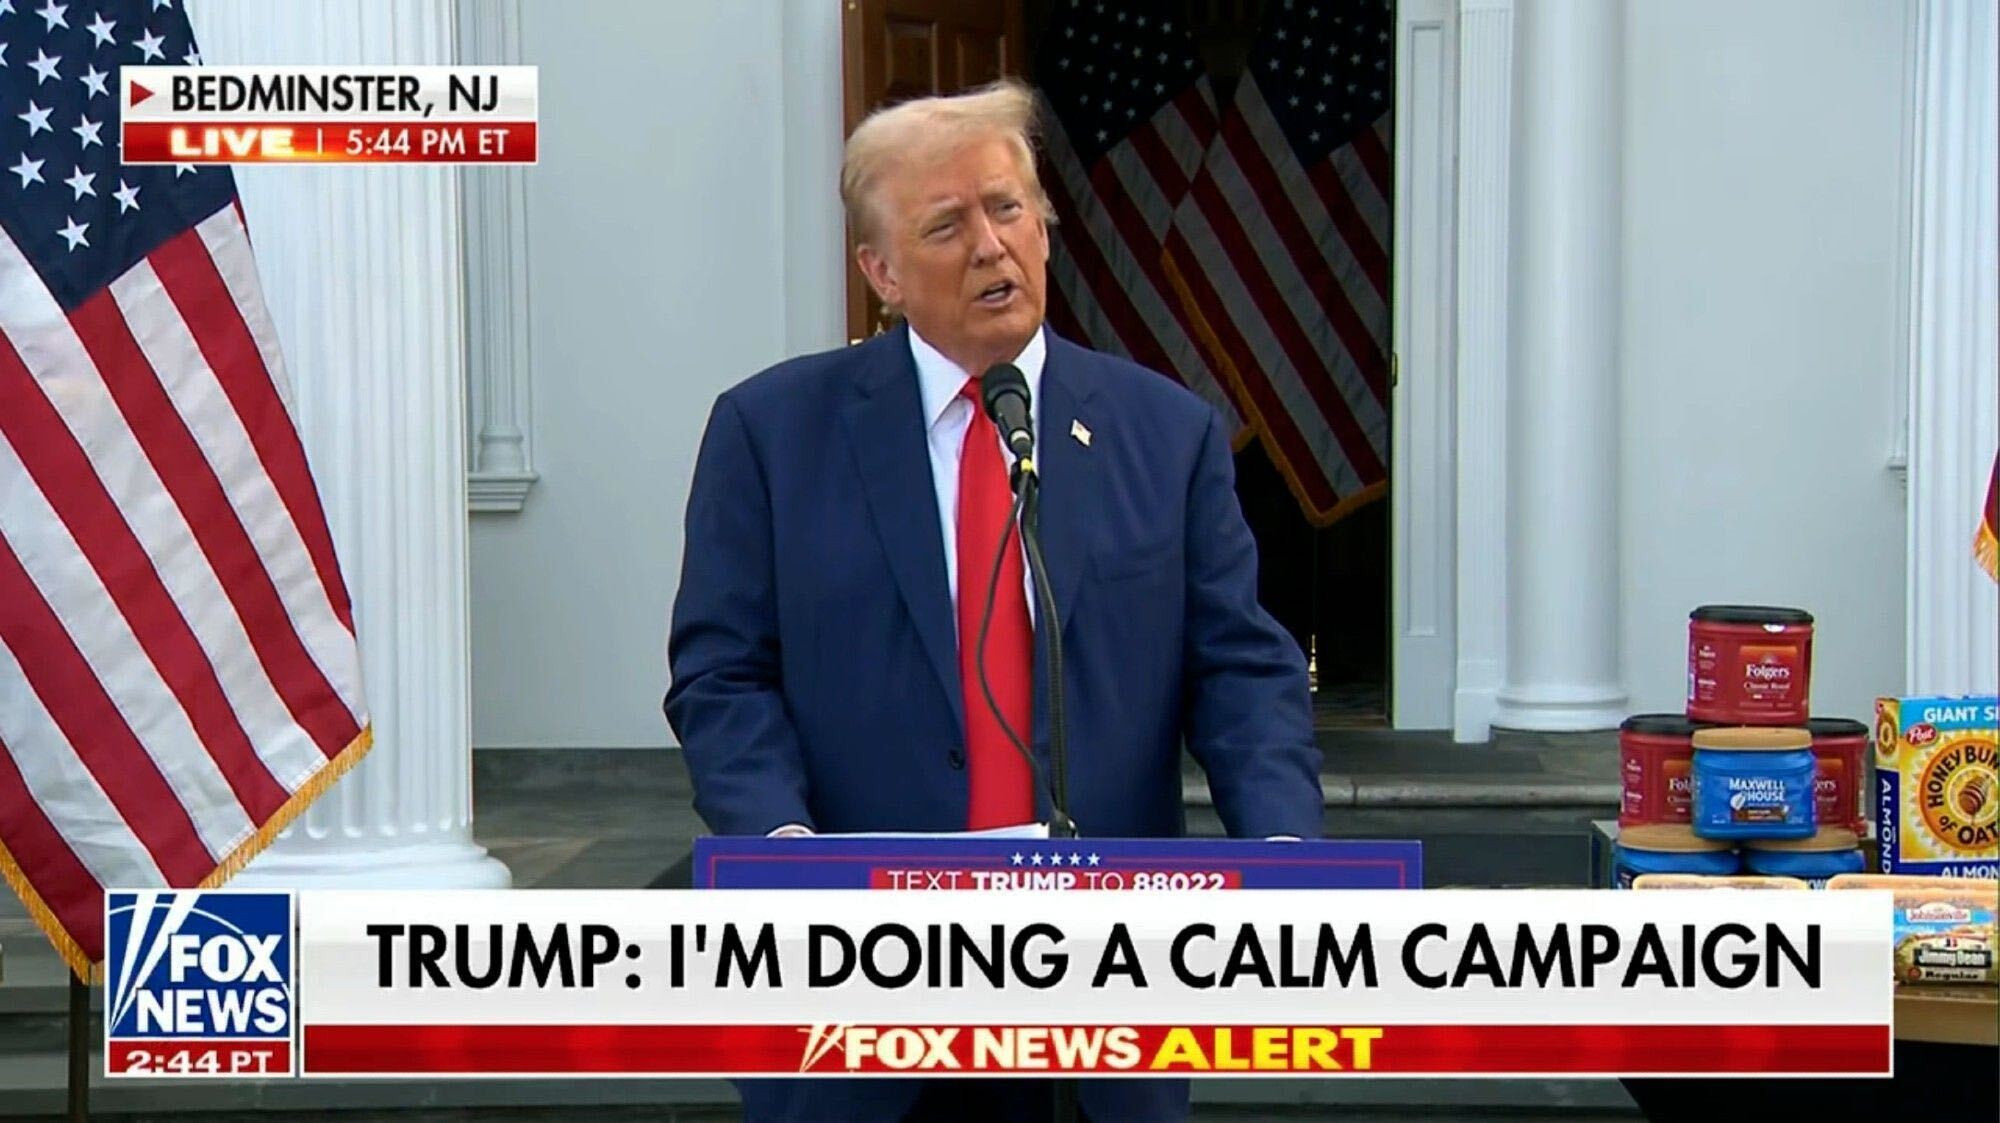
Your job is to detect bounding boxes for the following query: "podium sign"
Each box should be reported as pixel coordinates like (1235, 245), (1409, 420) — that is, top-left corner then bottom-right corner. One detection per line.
(693, 836), (1422, 889)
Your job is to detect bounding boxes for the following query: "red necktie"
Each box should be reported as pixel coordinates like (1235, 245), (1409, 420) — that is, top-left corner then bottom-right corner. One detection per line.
(956, 380), (1034, 828)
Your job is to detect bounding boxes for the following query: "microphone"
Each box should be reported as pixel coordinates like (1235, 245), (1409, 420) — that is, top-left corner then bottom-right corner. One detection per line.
(980, 363), (1035, 472)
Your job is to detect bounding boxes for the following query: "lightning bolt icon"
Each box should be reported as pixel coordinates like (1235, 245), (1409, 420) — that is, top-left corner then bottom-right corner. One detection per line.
(797, 1023), (853, 1072)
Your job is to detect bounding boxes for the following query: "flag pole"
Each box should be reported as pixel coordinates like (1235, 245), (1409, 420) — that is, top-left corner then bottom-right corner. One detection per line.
(68, 975), (89, 1122)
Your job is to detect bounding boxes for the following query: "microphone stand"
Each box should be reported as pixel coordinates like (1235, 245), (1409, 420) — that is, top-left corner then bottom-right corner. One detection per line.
(974, 461), (1078, 838)
(1004, 462), (1080, 1123)
(1012, 463), (1075, 839)
(974, 440), (1078, 1123)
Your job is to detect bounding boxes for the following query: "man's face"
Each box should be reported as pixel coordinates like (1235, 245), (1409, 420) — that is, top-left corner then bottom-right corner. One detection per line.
(857, 135), (1050, 375)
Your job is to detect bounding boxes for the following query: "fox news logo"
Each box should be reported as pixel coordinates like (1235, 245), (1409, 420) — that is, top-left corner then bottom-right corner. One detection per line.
(104, 890), (294, 1077)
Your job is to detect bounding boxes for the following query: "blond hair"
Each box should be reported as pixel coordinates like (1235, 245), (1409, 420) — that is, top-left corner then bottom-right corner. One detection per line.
(841, 78), (1056, 246)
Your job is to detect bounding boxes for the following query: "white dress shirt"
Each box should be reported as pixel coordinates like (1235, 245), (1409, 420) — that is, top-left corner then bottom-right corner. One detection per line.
(910, 325), (1044, 620)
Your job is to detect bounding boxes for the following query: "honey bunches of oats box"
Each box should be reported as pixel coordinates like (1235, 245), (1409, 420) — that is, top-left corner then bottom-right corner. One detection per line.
(1875, 695), (1999, 878)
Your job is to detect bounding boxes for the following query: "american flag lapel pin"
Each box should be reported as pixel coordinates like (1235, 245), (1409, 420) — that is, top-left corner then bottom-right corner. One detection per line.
(1070, 419), (1092, 448)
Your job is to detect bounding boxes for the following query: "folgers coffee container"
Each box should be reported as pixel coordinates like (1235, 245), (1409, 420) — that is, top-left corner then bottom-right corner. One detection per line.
(1686, 605), (1813, 725)
(1690, 727), (1817, 840)
(1610, 825), (1738, 888)
(1807, 717), (1870, 837)
(1742, 829), (1866, 888)
(1619, 714), (1707, 827)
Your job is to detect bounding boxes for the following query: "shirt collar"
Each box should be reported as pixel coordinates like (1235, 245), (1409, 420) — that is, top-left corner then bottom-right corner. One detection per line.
(910, 325), (1047, 430)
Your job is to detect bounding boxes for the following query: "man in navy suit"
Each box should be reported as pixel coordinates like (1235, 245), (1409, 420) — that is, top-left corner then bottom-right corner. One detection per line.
(665, 80), (1321, 1123)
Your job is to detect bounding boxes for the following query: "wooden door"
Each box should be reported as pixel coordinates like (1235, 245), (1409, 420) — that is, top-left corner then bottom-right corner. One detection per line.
(841, 0), (1027, 343)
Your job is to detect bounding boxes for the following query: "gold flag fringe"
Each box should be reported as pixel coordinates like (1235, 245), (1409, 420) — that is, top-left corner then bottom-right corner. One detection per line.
(0, 723), (374, 984)
(1159, 247), (1389, 528)
(1978, 523), (1998, 583)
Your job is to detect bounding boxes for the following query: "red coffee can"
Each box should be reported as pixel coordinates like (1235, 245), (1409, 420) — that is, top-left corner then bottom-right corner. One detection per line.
(1686, 605), (1814, 725)
(1620, 713), (1707, 827)
(1806, 716), (1869, 836)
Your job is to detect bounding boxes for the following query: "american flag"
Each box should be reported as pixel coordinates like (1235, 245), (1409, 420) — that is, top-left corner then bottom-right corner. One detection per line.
(1041, 0), (1392, 524)
(0, 0), (369, 978)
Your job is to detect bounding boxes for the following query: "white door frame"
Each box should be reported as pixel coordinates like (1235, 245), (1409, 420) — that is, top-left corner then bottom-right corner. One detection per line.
(1392, 0), (1514, 737)
(1389, 0), (1458, 731)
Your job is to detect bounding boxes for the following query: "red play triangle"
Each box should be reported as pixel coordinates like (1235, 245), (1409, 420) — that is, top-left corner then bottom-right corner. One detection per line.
(130, 81), (155, 106)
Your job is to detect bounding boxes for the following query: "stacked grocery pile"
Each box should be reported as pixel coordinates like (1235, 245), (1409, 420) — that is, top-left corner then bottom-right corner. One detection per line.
(1608, 606), (1998, 987)
(1613, 606), (1867, 888)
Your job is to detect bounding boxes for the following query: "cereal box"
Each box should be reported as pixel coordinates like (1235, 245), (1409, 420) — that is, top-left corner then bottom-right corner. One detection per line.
(1875, 695), (1999, 878)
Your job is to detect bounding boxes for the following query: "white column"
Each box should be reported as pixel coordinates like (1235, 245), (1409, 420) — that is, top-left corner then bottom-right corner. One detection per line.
(1492, 0), (1627, 731)
(1905, 0), (2000, 695)
(190, 0), (509, 888)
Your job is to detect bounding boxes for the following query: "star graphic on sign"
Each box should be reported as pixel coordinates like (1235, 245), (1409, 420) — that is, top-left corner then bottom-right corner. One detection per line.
(28, 48), (60, 84)
(63, 166), (94, 200)
(19, 100), (53, 136)
(1010, 851), (1024, 866)
(1029, 852), (1044, 866)
(57, 216), (89, 251)
(113, 179), (139, 213)
(80, 65), (108, 98)
(135, 30), (166, 62)
(0, 1), (14, 16)
(72, 115), (101, 148)
(174, 163), (195, 176)
(9, 154), (45, 188)
(85, 12), (115, 46)
(183, 48), (199, 66)
(0, 44), (8, 69)
(1069, 852), (1083, 867)
(1048, 852), (1063, 867)
(36, 1), (66, 32)
(152, 0), (174, 9)
(1087, 853), (1100, 866)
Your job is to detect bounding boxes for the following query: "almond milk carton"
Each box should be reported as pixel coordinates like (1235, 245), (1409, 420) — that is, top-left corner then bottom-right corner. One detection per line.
(1875, 695), (1999, 878)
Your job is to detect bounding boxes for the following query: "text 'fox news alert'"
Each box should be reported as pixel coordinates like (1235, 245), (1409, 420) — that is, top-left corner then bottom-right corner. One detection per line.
(104, 890), (295, 1078)
(120, 66), (538, 165)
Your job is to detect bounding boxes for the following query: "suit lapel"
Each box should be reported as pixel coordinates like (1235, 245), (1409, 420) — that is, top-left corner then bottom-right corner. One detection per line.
(839, 325), (963, 736)
(1034, 334), (1099, 645)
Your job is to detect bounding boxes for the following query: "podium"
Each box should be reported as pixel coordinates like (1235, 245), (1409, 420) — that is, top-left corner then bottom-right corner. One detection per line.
(692, 835), (1422, 889)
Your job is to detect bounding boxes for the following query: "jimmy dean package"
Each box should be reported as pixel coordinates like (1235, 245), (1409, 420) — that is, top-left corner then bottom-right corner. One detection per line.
(1875, 694), (1998, 877)
(1828, 875), (1998, 986)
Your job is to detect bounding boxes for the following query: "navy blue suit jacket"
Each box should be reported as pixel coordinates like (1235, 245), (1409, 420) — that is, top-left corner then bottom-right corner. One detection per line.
(665, 325), (1321, 1122)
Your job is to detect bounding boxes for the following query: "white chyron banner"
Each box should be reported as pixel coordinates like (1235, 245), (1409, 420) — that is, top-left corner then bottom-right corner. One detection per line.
(282, 889), (1893, 1078)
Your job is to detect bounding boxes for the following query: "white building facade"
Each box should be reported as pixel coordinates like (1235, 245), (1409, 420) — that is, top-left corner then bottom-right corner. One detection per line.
(180, 0), (1994, 902)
